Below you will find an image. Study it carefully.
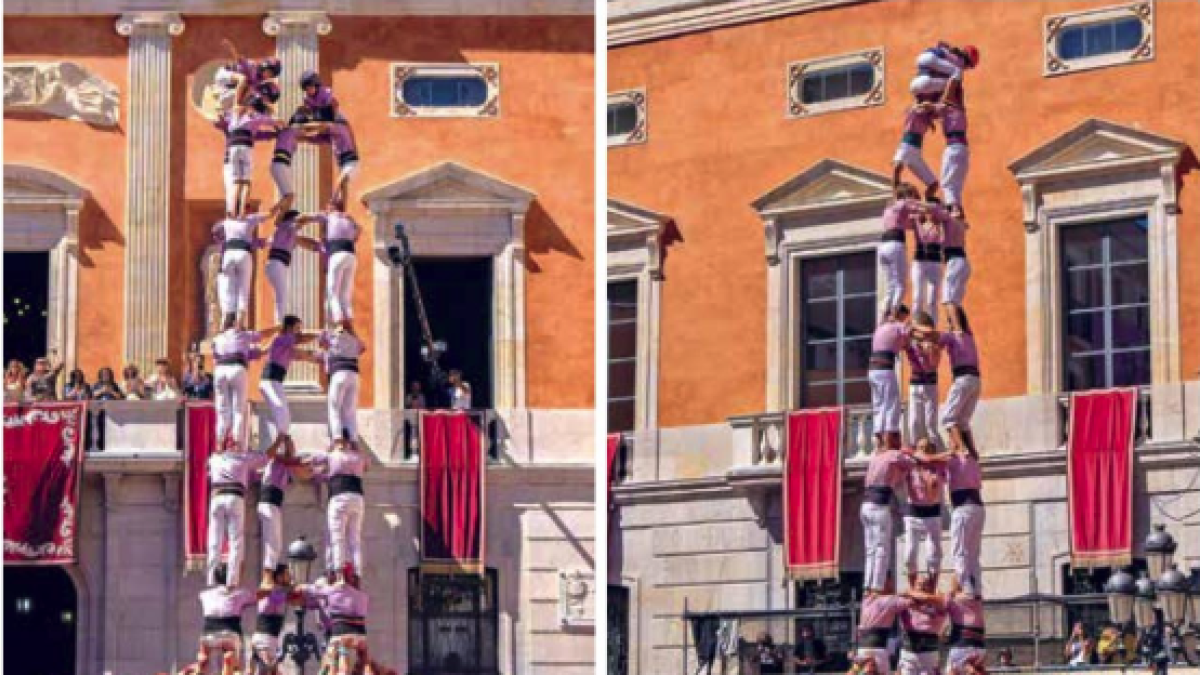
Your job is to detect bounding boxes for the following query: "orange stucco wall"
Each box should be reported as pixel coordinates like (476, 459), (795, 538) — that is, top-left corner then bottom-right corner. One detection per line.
(608, 0), (1200, 428)
(6, 15), (595, 409)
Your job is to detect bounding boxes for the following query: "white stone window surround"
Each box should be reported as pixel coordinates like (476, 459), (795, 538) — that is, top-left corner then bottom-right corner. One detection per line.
(786, 47), (885, 119)
(4, 164), (87, 376)
(362, 161), (533, 411)
(1043, 1), (1155, 77)
(607, 199), (668, 433)
(607, 88), (647, 148)
(391, 62), (500, 119)
(752, 159), (893, 411)
(1009, 118), (1183, 395)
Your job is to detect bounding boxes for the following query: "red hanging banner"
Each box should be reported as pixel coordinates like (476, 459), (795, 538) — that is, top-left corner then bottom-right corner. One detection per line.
(783, 408), (844, 580)
(4, 402), (86, 565)
(607, 433), (621, 513)
(1068, 388), (1137, 568)
(420, 411), (485, 573)
(183, 402), (217, 571)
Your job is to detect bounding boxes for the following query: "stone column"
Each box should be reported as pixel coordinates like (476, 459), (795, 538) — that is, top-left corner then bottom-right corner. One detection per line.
(116, 12), (184, 373)
(264, 11), (332, 393)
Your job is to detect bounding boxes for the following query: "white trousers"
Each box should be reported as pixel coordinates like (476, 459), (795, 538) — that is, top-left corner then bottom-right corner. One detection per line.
(251, 632), (282, 668)
(328, 492), (365, 572)
(942, 374), (981, 431)
(950, 504), (986, 597)
(858, 647), (893, 675)
(257, 502), (283, 570)
(265, 259), (290, 324)
(218, 250), (254, 315)
(898, 649), (940, 675)
(941, 144), (970, 208)
(337, 160), (361, 184)
(861, 501), (894, 591)
(259, 379), (291, 437)
(270, 161), (294, 198)
(941, 256), (971, 305)
(878, 241), (908, 317)
(903, 513), (943, 577)
(907, 383), (943, 450)
(207, 493), (246, 586)
(326, 251), (356, 323)
(910, 261), (942, 320)
(328, 371), (360, 442)
(223, 146), (253, 215)
(893, 142), (938, 187)
(947, 646), (986, 675)
(198, 632), (243, 666)
(870, 369), (902, 434)
(215, 364), (248, 444)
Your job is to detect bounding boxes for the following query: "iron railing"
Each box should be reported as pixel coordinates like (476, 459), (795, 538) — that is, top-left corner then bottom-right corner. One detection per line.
(400, 409), (501, 461)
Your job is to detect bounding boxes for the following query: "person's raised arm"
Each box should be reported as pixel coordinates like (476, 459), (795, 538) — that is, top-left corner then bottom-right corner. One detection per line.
(220, 38), (241, 64)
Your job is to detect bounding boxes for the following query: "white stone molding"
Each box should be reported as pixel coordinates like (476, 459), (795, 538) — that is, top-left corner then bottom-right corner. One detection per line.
(1008, 118), (1184, 394)
(1043, 1), (1154, 77)
(751, 159), (892, 411)
(10, 0), (592, 15)
(116, 12), (184, 375)
(607, 199), (668, 434)
(361, 161), (535, 411)
(609, 0), (861, 46)
(786, 47), (884, 119)
(264, 11), (331, 393)
(3, 164), (88, 376)
(4, 62), (120, 127)
(607, 88), (647, 148)
(391, 63), (500, 119)
(557, 568), (595, 628)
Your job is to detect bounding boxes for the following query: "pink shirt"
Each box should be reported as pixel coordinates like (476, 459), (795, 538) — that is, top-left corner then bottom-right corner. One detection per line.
(199, 586), (256, 618)
(947, 596), (985, 628)
(319, 330), (365, 366)
(209, 451), (269, 488)
(865, 449), (918, 489)
(947, 454), (982, 491)
(213, 329), (264, 363)
(872, 322), (910, 354)
(900, 106), (934, 140)
(913, 205), (949, 246)
(258, 587), (291, 615)
(310, 582), (369, 617)
(904, 341), (941, 377)
(882, 200), (920, 233)
(942, 215), (967, 248)
(260, 458), (290, 490)
(308, 450), (365, 478)
(937, 331), (979, 369)
(319, 212), (358, 242)
(266, 333), (298, 369)
(905, 463), (946, 506)
(213, 214), (268, 246)
(901, 602), (947, 636)
(860, 595), (914, 630)
(269, 218), (299, 252)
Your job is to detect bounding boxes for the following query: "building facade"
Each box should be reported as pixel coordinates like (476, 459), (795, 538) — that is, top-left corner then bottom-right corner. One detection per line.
(4, 2), (595, 674)
(607, 1), (1200, 673)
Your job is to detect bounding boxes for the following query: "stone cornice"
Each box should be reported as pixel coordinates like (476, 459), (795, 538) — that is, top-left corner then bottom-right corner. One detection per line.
(609, 0), (870, 47)
(13, 0), (590, 16)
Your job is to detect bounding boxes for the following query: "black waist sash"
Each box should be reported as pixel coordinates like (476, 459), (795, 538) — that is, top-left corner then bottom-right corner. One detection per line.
(255, 613), (285, 637)
(330, 474), (364, 496)
(950, 624), (986, 648)
(329, 357), (359, 375)
(901, 131), (924, 147)
(331, 614), (367, 635)
(910, 372), (938, 385)
(903, 631), (940, 653)
(327, 239), (355, 255)
(881, 229), (906, 243)
(227, 129), (254, 147)
(224, 239), (253, 253)
(216, 356), (248, 368)
(943, 246), (966, 260)
(859, 628), (891, 649)
(946, 130), (968, 144)
(261, 485), (285, 507)
(864, 486), (893, 505)
(953, 365), (981, 378)
(906, 502), (942, 518)
(337, 149), (360, 166)
(951, 489), (983, 508)
(268, 248), (293, 266)
(914, 243), (943, 262)
(263, 362), (287, 382)
(204, 615), (243, 635)
(212, 482), (246, 498)
(869, 350), (897, 371)
(272, 148), (293, 165)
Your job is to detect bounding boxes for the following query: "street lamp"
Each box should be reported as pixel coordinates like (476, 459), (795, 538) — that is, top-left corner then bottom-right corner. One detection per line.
(1105, 568), (1137, 664)
(1188, 569), (1200, 633)
(1157, 565), (1192, 665)
(283, 536), (322, 673)
(1145, 524), (1177, 580)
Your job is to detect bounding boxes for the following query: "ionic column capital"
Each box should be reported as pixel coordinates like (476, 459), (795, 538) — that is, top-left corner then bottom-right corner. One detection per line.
(116, 12), (185, 37)
(263, 11), (332, 37)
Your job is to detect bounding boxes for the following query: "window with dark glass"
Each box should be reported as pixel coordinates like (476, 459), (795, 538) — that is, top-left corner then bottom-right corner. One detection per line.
(1057, 17), (1144, 60)
(1060, 216), (1150, 391)
(408, 568), (499, 675)
(1061, 560), (1147, 654)
(799, 252), (876, 407)
(607, 103), (638, 138)
(401, 76), (489, 108)
(608, 585), (630, 675)
(608, 280), (638, 433)
(800, 63), (875, 105)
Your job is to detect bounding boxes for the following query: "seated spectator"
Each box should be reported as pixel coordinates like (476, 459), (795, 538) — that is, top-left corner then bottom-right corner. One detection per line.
(26, 351), (64, 401)
(122, 363), (146, 400)
(181, 352), (214, 400)
(63, 369), (92, 401)
(1065, 622), (1094, 667)
(794, 624), (829, 673)
(145, 358), (181, 401)
(404, 380), (427, 409)
(92, 367), (124, 401)
(755, 632), (785, 675)
(5, 360), (28, 402)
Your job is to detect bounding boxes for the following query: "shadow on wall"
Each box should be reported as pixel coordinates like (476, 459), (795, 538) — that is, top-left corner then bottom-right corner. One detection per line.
(1176, 146), (1198, 215)
(76, 194), (124, 270)
(523, 200), (584, 273)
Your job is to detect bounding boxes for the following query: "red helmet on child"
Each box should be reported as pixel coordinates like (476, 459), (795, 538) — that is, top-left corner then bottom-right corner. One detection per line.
(961, 45), (980, 68)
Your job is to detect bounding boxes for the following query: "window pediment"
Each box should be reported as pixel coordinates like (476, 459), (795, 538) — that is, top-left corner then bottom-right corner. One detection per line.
(752, 159), (891, 218)
(608, 198), (669, 279)
(361, 160), (534, 216)
(1009, 118), (1182, 182)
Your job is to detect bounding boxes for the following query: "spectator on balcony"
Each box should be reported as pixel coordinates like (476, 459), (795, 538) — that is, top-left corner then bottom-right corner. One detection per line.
(122, 363), (147, 400)
(754, 632), (785, 675)
(145, 358), (181, 401)
(5, 360), (28, 402)
(404, 380), (427, 410)
(91, 367), (123, 401)
(1065, 622), (1094, 667)
(794, 624), (829, 673)
(63, 369), (92, 401)
(993, 648), (1016, 672)
(448, 369), (472, 410)
(183, 352), (215, 401)
(25, 351), (64, 401)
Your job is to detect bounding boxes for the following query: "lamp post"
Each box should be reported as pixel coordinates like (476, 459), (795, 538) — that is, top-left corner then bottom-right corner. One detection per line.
(1188, 569), (1200, 636)
(1106, 568), (1137, 664)
(1145, 524), (1177, 580)
(283, 536), (322, 673)
(1157, 565), (1192, 665)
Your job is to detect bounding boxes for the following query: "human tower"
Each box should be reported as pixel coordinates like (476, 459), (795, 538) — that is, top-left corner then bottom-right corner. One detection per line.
(174, 40), (392, 675)
(850, 42), (988, 675)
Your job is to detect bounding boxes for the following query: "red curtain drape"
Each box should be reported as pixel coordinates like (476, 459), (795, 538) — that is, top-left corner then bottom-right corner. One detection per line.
(783, 408), (844, 580)
(184, 403), (217, 570)
(607, 433), (621, 515)
(420, 411), (485, 573)
(1068, 388), (1136, 568)
(4, 402), (86, 565)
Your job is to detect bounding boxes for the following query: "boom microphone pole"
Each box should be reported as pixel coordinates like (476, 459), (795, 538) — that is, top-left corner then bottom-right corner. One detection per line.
(388, 222), (448, 407)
